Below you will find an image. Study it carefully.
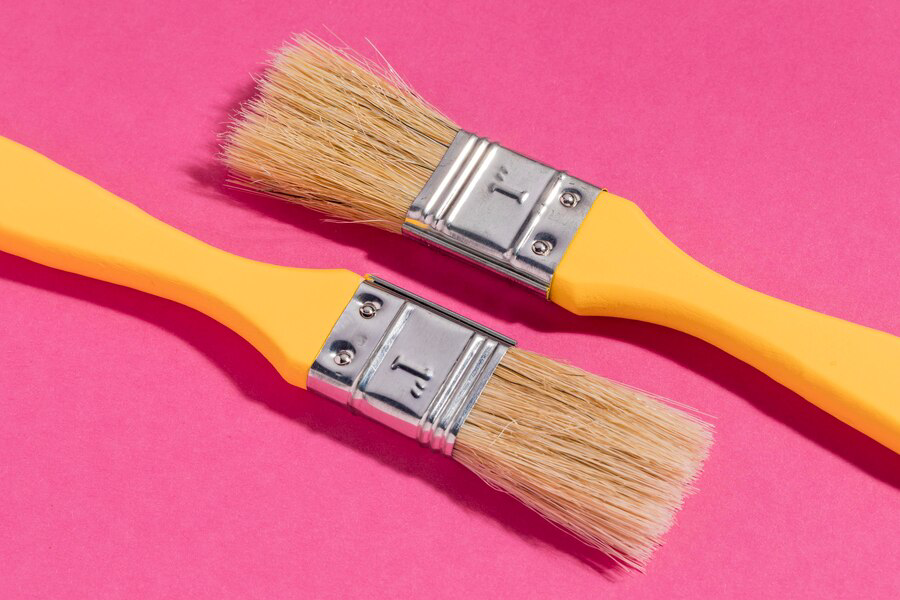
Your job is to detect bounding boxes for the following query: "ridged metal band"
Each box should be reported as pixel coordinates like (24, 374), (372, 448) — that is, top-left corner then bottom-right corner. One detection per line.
(402, 130), (602, 294)
(308, 277), (513, 456)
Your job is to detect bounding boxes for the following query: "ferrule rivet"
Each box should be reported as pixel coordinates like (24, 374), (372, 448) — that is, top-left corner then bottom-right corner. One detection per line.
(531, 239), (553, 256)
(359, 302), (378, 319)
(334, 349), (354, 366)
(559, 190), (581, 208)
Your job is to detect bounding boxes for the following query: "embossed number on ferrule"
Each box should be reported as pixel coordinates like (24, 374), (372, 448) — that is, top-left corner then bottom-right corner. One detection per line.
(391, 356), (433, 398)
(489, 166), (528, 204)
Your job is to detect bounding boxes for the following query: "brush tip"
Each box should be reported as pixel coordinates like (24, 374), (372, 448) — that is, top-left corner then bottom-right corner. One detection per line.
(223, 35), (459, 232)
(454, 348), (713, 569)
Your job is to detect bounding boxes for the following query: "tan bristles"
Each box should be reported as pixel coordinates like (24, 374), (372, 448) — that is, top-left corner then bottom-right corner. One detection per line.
(454, 348), (712, 570)
(223, 35), (458, 232)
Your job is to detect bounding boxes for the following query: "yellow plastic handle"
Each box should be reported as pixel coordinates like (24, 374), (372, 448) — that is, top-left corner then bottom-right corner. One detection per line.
(552, 192), (900, 453)
(0, 137), (362, 388)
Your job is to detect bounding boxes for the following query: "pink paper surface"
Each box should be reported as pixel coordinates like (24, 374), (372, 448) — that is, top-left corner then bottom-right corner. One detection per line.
(1, 1), (898, 598)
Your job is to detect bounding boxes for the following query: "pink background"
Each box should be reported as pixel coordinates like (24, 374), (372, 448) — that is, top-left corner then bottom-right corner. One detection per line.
(1, 1), (898, 598)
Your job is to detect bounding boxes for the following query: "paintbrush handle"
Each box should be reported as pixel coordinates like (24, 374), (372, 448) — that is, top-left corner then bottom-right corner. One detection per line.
(551, 192), (900, 453)
(0, 137), (361, 387)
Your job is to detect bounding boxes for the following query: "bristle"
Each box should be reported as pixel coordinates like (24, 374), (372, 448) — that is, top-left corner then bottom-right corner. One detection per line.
(453, 348), (712, 570)
(223, 35), (458, 232)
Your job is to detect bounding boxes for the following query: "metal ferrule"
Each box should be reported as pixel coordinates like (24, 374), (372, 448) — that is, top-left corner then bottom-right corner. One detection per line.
(403, 130), (602, 294)
(308, 277), (513, 456)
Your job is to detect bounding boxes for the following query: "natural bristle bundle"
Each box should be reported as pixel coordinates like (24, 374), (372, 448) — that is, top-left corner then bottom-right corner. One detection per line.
(223, 35), (458, 232)
(453, 348), (712, 569)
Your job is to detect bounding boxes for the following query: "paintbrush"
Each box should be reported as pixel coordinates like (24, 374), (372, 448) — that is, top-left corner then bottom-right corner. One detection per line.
(223, 35), (900, 453)
(0, 136), (711, 569)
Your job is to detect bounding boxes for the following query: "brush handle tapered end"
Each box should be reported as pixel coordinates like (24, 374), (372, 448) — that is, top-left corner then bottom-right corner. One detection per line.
(0, 137), (362, 387)
(552, 192), (900, 453)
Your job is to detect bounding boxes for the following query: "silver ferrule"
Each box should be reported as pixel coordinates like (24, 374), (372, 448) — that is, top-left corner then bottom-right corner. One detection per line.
(308, 277), (513, 456)
(403, 130), (602, 294)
